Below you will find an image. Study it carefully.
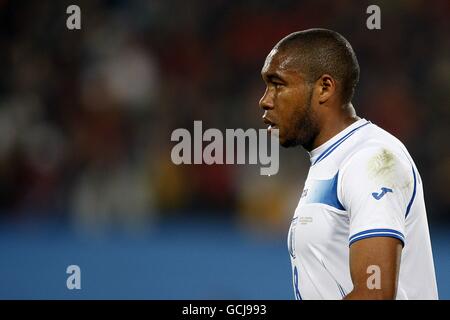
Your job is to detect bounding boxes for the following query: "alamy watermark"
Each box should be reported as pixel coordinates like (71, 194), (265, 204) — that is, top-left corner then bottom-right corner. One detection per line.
(366, 5), (381, 30)
(66, 264), (81, 290)
(366, 264), (381, 290)
(66, 5), (81, 30)
(171, 121), (279, 176)
(65, 5), (380, 31)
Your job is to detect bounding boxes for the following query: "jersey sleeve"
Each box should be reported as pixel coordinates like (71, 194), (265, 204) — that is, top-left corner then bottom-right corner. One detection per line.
(339, 146), (415, 247)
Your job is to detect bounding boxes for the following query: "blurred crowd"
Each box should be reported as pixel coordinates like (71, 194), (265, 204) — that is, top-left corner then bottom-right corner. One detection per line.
(0, 0), (449, 232)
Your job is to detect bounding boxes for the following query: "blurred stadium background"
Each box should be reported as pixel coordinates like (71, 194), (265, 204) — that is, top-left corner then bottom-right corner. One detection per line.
(0, 0), (449, 299)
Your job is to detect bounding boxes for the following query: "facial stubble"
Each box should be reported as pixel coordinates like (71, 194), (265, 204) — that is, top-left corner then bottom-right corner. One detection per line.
(282, 87), (319, 151)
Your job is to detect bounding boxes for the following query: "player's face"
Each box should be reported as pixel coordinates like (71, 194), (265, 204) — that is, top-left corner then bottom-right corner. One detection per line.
(259, 49), (318, 149)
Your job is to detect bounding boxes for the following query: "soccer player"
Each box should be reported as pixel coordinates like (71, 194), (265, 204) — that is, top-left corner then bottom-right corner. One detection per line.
(259, 29), (438, 299)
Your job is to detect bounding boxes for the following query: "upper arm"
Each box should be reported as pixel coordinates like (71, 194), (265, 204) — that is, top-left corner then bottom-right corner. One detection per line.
(348, 236), (402, 299)
(339, 146), (415, 299)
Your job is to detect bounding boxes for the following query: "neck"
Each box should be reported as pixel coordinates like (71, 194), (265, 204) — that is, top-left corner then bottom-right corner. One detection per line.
(310, 103), (360, 151)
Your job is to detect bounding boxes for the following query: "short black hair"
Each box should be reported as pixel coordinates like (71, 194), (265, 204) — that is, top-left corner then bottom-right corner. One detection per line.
(275, 28), (360, 104)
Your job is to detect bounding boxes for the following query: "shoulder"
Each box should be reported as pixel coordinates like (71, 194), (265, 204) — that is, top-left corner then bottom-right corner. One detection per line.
(340, 122), (413, 173)
(338, 140), (414, 202)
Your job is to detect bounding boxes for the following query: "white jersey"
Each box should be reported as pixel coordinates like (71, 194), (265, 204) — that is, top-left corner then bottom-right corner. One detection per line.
(288, 118), (438, 300)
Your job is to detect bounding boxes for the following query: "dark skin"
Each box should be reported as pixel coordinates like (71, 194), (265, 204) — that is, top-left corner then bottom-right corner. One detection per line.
(259, 47), (403, 300)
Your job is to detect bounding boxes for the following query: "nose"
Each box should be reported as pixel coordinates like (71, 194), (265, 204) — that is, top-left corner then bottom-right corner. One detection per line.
(259, 87), (274, 110)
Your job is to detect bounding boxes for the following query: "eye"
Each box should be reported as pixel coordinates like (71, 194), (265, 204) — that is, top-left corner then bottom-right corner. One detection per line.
(266, 76), (285, 88)
(273, 82), (284, 88)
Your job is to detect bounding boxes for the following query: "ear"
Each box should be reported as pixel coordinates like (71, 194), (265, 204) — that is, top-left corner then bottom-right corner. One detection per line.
(316, 74), (336, 104)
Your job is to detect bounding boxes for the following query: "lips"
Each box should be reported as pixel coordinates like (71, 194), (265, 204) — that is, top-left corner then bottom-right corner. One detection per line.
(262, 115), (277, 133)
